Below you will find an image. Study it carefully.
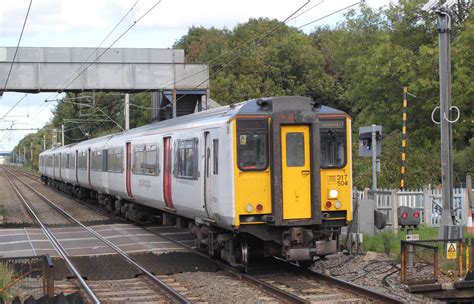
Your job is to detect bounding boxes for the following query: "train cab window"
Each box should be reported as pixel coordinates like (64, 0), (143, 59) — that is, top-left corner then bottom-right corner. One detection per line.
(320, 119), (346, 168)
(175, 139), (198, 180)
(286, 133), (305, 167)
(114, 149), (123, 172)
(107, 150), (115, 172)
(78, 152), (87, 170)
(133, 145), (144, 174)
(236, 119), (268, 171)
(213, 139), (218, 175)
(144, 144), (158, 175)
(68, 154), (75, 169)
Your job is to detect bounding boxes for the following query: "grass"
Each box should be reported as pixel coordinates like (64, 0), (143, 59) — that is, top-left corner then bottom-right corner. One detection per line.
(0, 263), (13, 299)
(362, 225), (438, 260)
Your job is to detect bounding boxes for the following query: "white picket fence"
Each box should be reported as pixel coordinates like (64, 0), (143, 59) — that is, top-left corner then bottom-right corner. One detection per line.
(357, 186), (471, 228)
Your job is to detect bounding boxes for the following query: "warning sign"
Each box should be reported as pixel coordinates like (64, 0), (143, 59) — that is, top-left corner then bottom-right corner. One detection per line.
(447, 242), (457, 260)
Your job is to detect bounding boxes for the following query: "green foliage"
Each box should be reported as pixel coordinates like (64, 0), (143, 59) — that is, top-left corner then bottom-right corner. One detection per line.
(363, 226), (438, 259)
(0, 263), (13, 298)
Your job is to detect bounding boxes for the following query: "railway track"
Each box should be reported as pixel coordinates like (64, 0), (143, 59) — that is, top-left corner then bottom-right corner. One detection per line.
(7, 166), (403, 303)
(143, 225), (404, 303)
(2, 167), (190, 303)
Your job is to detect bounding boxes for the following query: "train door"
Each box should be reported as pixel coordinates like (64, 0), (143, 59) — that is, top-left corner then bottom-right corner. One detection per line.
(87, 148), (92, 188)
(75, 150), (79, 184)
(59, 153), (62, 181)
(53, 154), (56, 180)
(125, 142), (133, 198)
(203, 131), (218, 218)
(163, 137), (174, 210)
(281, 125), (311, 219)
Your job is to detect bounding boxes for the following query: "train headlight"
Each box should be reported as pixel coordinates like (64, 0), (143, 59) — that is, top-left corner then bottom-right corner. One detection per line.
(246, 204), (253, 213)
(335, 200), (342, 209)
(329, 189), (338, 199)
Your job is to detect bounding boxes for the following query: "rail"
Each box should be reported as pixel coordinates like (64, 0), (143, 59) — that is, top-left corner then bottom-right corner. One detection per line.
(141, 225), (402, 303)
(2, 167), (100, 303)
(4, 167), (191, 304)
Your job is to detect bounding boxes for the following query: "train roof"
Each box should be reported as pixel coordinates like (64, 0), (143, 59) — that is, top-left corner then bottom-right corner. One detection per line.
(40, 96), (347, 154)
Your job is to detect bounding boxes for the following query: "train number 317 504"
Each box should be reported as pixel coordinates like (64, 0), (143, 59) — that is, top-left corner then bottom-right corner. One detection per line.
(336, 174), (348, 186)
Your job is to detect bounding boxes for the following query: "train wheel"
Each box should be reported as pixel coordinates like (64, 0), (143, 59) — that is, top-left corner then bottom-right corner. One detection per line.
(235, 236), (249, 266)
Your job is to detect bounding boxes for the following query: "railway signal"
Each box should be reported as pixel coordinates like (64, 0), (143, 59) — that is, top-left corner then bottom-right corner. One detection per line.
(397, 206), (421, 228)
(359, 125), (382, 190)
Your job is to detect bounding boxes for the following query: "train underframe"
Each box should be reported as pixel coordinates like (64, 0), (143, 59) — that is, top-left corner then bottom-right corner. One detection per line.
(41, 176), (344, 267)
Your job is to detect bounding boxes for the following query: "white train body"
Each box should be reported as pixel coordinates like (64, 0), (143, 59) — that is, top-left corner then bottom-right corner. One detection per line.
(40, 105), (237, 228)
(39, 97), (352, 265)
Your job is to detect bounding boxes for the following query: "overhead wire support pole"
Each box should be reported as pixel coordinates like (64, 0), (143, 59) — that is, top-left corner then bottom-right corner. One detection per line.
(61, 124), (65, 146)
(437, 6), (456, 237)
(401, 86), (408, 190)
(125, 93), (130, 131)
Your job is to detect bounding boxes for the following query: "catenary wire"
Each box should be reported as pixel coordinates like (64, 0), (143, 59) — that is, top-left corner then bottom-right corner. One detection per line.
(297, 1), (361, 29)
(171, 1), (363, 106)
(2, 0), (33, 93)
(0, 94), (28, 120)
(112, 0), (320, 99)
(59, 0), (140, 90)
(60, 0), (162, 92)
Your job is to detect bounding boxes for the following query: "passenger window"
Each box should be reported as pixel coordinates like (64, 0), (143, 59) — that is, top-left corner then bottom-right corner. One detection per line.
(133, 145), (144, 174)
(144, 144), (158, 175)
(69, 154), (75, 169)
(114, 149), (123, 172)
(56, 154), (60, 168)
(175, 139), (198, 180)
(62, 154), (68, 169)
(213, 139), (218, 175)
(78, 152), (87, 170)
(91, 150), (103, 171)
(286, 133), (305, 167)
(107, 150), (115, 172)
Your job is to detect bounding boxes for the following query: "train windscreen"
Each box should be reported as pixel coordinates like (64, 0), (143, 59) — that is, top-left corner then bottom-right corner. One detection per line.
(236, 119), (268, 171)
(320, 119), (346, 168)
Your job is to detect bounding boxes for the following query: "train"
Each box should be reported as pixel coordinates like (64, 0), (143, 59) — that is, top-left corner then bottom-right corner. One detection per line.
(39, 96), (352, 266)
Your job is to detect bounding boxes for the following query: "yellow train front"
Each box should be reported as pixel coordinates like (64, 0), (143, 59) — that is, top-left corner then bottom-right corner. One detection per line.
(206, 96), (352, 266)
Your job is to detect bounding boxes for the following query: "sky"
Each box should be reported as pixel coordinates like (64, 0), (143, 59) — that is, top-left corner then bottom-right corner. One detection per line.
(0, 0), (393, 152)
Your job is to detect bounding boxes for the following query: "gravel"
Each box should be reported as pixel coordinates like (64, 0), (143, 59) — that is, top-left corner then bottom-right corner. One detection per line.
(312, 251), (438, 303)
(0, 169), (111, 226)
(0, 170), (35, 226)
(171, 271), (280, 303)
